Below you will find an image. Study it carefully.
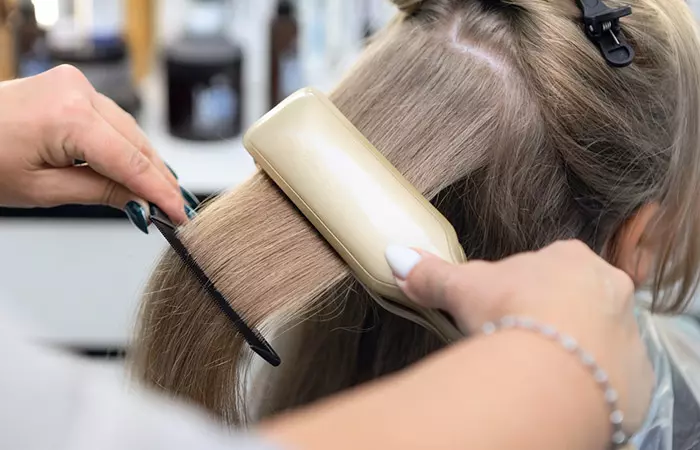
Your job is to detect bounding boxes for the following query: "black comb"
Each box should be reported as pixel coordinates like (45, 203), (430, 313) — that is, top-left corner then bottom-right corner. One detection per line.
(150, 205), (281, 367)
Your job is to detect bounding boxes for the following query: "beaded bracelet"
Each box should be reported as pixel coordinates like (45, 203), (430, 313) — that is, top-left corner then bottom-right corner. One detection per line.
(481, 316), (628, 448)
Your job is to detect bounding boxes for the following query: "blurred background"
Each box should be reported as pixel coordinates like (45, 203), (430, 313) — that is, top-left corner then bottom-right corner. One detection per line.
(0, 0), (397, 364)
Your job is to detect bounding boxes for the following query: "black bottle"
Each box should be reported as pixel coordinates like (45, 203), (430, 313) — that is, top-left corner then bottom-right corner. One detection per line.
(270, 0), (301, 109)
(50, 35), (141, 118)
(165, 0), (243, 141)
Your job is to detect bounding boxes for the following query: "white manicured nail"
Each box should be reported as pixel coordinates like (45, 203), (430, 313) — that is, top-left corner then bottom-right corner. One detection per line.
(385, 245), (422, 280)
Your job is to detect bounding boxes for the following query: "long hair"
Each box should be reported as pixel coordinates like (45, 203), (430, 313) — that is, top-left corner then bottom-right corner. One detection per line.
(131, 0), (700, 426)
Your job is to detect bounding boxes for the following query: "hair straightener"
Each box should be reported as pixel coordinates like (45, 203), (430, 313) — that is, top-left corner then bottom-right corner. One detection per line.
(244, 88), (466, 343)
(153, 87), (465, 367)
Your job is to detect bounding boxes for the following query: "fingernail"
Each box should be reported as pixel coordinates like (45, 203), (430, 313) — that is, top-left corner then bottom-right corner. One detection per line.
(125, 201), (149, 234)
(185, 204), (197, 220)
(165, 163), (178, 180)
(180, 186), (200, 207)
(385, 245), (422, 280)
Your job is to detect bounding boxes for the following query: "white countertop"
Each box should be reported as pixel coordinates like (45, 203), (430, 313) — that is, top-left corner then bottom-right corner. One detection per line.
(0, 219), (167, 347)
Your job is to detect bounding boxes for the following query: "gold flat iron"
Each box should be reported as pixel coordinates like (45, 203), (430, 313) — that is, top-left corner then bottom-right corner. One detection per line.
(244, 88), (465, 342)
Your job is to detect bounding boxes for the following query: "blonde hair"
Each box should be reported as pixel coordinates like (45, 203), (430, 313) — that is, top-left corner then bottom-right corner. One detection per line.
(132, 0), (700, 426)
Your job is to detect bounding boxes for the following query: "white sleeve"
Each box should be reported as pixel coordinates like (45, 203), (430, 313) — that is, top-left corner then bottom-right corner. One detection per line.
(0, 314), (282, 450)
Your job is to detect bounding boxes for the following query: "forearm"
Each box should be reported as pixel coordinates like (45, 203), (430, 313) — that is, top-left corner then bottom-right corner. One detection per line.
(262, 330), (609, 450)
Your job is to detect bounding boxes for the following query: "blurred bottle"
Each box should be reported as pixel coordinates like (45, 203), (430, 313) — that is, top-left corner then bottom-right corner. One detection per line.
(269, 0), (301, 109)
(48, 0), (141, 117)
(298, 0), (326, 89)
(9, 0), (51, 78)
(165, 0), (243, 142)
(0, 0), (15, 80)
(362, 0), (374, 44)
(327, 2), (363, 80)
(298, 0), (364, 90)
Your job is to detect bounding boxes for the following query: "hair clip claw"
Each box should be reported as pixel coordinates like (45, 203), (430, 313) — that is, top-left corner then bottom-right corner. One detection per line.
(576, 0), (635, 67)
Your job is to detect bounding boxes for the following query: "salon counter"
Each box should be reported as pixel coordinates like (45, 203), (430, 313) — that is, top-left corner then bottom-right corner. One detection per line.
(0, 188), (254, 356)
(0, 220), (164, 351)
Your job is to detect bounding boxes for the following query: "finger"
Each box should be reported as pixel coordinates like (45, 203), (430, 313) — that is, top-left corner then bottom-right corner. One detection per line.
(385, 245), (464, 310)
(33, 166), (139, 208)
(73, 158), (196, 206)
(90, 92), (179, 190)
(63, 108), (187, 223)
(32, 167), (153, 234)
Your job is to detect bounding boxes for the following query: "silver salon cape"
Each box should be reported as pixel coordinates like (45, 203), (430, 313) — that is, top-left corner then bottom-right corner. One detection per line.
(632, 309), (700, 450)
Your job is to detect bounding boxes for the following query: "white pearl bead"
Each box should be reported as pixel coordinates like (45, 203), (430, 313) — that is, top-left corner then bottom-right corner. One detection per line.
(594, 369), (609, 384)
(517, 317), (535, 329)
(613, 430), (627, 445)
(500, 316), (516, 328)
(482, 322), (497, 335)
(610, 410), (624, 425)
(560, 335), (577, 351)
(540, 325), (557, 338)
(605, 388), (618, 403)
(579, 351), (595, 367)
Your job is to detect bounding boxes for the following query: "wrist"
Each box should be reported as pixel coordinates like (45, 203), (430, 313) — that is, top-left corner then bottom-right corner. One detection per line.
(262, 329), (613, 450)
(460, 330), (612, 449)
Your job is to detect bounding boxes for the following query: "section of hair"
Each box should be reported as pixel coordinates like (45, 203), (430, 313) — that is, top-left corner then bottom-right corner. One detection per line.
(133, 175), (349, 424)
(131, 0), (700, 426)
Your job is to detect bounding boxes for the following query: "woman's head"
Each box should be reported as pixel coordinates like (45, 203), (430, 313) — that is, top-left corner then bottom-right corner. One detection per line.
(132, 0), (700, 425)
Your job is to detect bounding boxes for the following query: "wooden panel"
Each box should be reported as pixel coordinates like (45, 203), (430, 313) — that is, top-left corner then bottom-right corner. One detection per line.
(125, 0), (154, 82)
(0, 0), (15, 81)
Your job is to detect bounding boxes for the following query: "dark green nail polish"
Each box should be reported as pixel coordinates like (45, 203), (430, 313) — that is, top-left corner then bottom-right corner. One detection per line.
(180, 186), (200, 207)
(165, 163), (179, 180)
(185, 204), (197, 220)
(125, 201), (149, 234)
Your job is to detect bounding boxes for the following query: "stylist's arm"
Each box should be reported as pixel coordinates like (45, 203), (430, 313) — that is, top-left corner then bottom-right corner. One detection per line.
(262, 241), (653, 450)
(0, 65), (186, 224)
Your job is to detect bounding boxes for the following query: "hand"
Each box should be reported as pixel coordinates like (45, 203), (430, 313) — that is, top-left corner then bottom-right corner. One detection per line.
(0, 65), (188, 227)
(386, 240), (653, 437)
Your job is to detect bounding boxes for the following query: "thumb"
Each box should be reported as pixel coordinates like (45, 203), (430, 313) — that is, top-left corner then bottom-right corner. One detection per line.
(384, 245), (462, 311)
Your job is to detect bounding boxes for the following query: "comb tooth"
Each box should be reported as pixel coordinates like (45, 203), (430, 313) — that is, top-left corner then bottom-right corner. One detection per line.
(250, 338), (282, 367)
(151, 215), (281, 367)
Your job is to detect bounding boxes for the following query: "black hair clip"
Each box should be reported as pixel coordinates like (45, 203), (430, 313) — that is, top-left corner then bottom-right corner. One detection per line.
(576, 0), (635, 67)
(150, 204), (281, 367)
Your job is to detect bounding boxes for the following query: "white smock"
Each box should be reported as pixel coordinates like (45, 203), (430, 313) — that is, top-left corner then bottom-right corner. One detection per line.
(0, 311), (281, 450)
